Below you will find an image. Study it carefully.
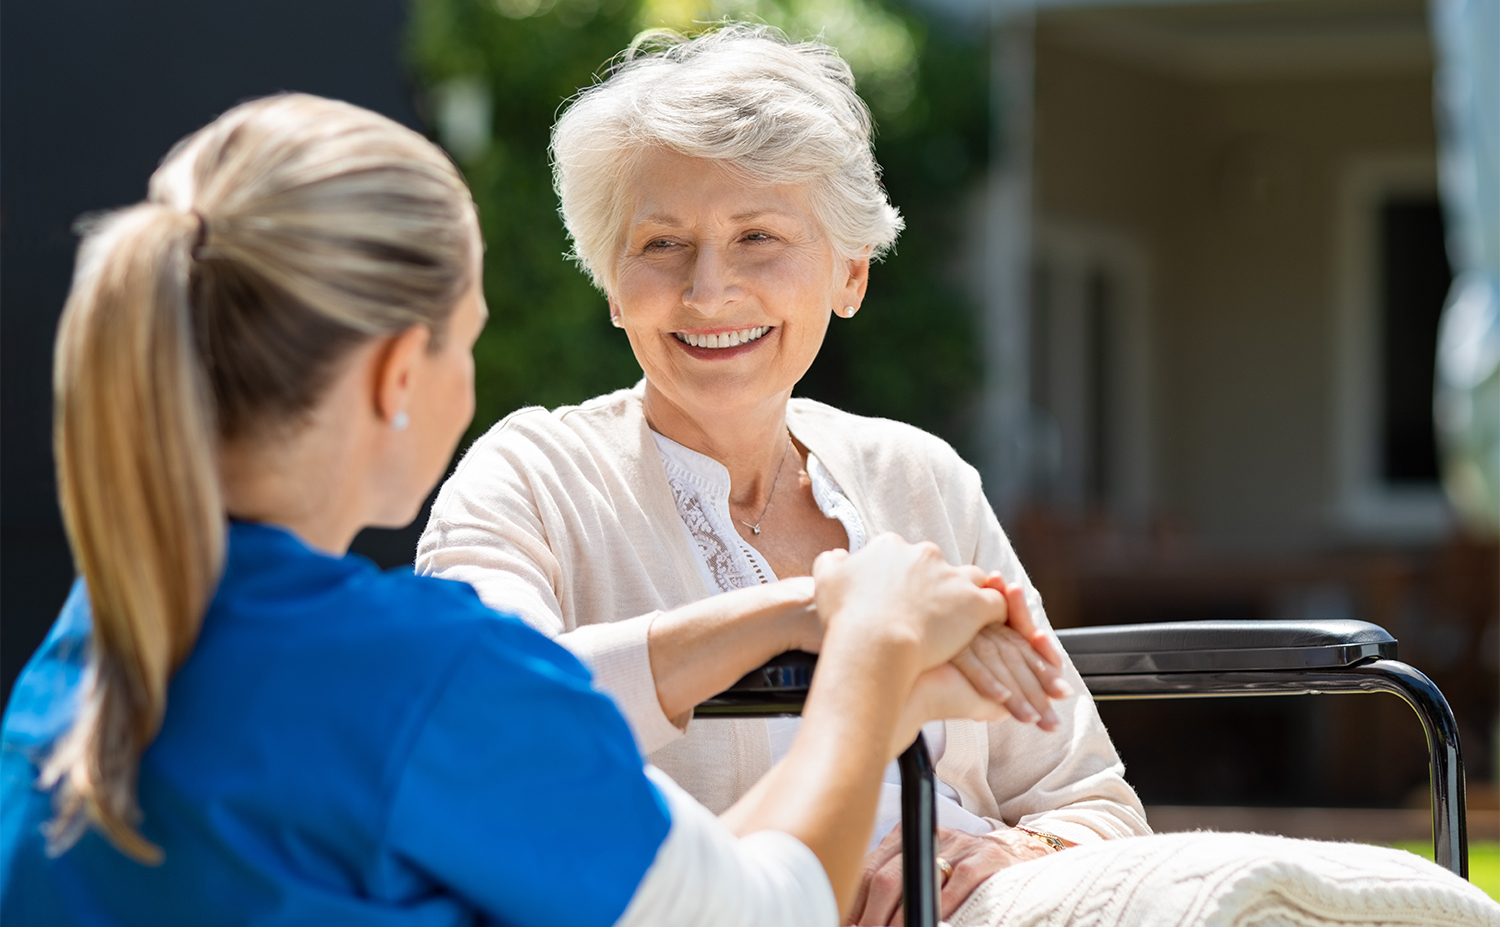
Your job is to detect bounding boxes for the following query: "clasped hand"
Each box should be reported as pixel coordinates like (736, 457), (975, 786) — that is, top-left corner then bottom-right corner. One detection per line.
(810, 535), (1074, 924)
(809, 535), (1071, 750)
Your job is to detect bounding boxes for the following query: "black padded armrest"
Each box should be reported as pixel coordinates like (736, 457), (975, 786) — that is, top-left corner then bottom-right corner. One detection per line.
(724, 650), (818, 692)
(697, 650), (818, 716)
(1055, 619), (1396, 675)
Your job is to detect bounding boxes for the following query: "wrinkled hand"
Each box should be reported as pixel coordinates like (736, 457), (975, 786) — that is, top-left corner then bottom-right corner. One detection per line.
(949, 578), (1072, 731)
(812, 535), (1007, 672)
(846, 824), (1061, 926)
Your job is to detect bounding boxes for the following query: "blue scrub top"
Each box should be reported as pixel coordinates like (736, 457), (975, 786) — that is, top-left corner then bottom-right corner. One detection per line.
(0, 521), (671, 926)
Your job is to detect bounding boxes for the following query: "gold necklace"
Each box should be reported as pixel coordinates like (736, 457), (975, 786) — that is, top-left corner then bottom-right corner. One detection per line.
(738, 437), (793, 536)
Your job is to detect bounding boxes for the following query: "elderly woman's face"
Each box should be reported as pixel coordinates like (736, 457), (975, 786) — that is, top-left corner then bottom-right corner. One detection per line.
(610, 150), (868, 423)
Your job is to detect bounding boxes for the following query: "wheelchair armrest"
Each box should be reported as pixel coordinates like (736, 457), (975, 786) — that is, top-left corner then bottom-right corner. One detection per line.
(1054, 619), (1396, 675)
(696, 650), (818, 717)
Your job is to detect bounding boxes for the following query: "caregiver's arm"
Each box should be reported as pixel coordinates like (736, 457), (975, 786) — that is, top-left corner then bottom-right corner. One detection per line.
(716, 538), (1010, 913)
(614, 664), (1003, 927)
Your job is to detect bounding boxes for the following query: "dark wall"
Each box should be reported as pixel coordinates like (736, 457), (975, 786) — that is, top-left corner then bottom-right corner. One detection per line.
(2, 0), (426, 697)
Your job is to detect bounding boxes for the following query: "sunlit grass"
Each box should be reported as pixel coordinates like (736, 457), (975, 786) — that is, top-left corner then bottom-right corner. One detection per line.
(1389, 840), (1500, 900)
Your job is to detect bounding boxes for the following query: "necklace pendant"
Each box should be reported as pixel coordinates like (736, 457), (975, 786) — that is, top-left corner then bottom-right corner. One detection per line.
(751, 525), (762, 535)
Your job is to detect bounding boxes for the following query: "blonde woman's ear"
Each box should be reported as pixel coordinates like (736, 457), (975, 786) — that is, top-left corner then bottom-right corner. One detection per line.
(607, 297), (624, 328)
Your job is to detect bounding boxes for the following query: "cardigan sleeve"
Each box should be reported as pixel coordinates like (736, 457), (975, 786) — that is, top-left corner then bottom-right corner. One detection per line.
(416, 418), (688, 755)
(966, 479), (1152, 845)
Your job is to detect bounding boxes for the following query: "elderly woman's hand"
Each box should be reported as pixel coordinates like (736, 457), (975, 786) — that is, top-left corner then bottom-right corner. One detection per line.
(812, 535), (1008, 673)
(804, 553), (1072, 729)
(950, 578), (1072, 731)
(847, 824), (1065, 926)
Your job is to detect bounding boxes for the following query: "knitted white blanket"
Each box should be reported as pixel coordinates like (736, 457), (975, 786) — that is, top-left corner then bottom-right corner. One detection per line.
(948, 832), (1499, 927)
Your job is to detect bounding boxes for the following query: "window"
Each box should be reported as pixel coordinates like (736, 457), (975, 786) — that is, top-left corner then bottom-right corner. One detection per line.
(1333, 156), (1453, 538)
(1029, 222), (1152, 521)
(1378, 198), (1451, 484)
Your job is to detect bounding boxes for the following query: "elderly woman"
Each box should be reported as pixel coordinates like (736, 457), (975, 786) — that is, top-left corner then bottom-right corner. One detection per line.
(417, 26), (1147, 924)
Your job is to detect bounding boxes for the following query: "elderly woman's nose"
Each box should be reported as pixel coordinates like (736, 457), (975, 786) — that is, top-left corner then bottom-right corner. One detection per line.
(682, 246), (742, 313)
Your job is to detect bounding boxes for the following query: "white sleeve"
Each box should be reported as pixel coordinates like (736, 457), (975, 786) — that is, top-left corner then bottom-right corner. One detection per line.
(614, 767), (839, 927)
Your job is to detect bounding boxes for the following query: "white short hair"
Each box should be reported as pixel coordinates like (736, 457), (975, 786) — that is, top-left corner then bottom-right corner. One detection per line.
(551, 24), (905, 291)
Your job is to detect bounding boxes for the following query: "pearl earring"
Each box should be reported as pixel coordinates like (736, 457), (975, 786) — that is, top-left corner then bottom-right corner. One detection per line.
(392, 410), (410, 432)
(841, 305), (856, 318)
(610, 314), (624, 328)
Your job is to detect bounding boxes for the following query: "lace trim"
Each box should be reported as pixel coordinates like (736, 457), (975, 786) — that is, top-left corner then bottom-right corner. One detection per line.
(665, 478), (764, 592)
(652, 431), (863, 593)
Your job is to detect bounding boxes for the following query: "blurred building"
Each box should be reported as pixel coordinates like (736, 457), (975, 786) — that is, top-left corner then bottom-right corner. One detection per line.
(949, 0), (1498, 811)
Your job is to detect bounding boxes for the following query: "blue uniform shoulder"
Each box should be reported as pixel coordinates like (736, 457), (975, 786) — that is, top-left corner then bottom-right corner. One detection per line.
(2, 522), (623, 927)
(2, 580), (92, 751)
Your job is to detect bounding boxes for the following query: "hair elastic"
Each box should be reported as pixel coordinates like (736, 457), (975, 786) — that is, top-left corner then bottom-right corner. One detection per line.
(190, 209), (210, 254)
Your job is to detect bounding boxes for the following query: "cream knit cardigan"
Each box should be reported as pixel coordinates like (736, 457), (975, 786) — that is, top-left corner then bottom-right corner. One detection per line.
(416, 385), (1150, 846)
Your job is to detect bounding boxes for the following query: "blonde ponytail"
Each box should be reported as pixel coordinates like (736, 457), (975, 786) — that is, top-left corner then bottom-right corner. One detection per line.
(41, 94), (475, 862)
(43, 205), (223, 863)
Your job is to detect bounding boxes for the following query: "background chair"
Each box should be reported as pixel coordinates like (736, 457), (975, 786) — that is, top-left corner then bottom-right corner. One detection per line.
(697, 617), (1468, 927)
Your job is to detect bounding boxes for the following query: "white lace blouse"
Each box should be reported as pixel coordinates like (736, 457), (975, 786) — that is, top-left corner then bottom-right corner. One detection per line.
(651, 431), (994, 849)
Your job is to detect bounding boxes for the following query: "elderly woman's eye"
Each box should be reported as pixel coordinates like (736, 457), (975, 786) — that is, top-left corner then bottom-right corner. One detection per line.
(744, 232), (776, 243)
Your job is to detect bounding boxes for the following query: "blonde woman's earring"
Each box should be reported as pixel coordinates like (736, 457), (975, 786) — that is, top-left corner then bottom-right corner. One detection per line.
(841, 305), (857, 318)
(392, 410), (410, 432)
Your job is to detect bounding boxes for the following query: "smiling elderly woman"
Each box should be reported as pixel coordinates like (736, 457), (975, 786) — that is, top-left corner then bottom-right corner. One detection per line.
(417, 26), (1149, 924)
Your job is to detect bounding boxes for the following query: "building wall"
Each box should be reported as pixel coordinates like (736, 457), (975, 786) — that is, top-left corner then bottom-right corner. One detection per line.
(1031, 34), (1438, 552)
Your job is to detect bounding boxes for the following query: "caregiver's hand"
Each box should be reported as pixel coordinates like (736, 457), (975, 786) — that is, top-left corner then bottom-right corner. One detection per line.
(887, 663), (1010, 760)
(951, 577), (1072, 732)
(848, 824), (1064, 926)
(722, 536), (1011, 915)
(812, 535), (1006, 671)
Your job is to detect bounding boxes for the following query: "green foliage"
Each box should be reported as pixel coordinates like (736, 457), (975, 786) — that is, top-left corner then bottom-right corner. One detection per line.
(407, 0), (988, 451)
(409, 0), (646, 440)
(797, 14), (990, 456)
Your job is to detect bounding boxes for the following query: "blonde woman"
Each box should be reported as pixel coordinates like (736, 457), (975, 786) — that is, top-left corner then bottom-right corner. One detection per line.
(416, 26), (1145, 925)
(0, 93), (1018, 926)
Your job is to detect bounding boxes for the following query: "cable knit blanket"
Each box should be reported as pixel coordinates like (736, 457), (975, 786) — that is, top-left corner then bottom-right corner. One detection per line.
(947, 832), (1500, 927)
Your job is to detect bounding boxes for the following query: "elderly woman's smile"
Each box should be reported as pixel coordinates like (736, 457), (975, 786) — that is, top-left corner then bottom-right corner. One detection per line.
(610, 149), (868, 422)
(672, 325), (772, 351)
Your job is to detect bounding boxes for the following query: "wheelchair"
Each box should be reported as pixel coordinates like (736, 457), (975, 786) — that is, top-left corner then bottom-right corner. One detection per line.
(698, 618), (1467, 927)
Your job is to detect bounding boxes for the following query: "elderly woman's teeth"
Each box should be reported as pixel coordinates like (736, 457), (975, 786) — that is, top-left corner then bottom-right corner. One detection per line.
(676, 326), (769, 349)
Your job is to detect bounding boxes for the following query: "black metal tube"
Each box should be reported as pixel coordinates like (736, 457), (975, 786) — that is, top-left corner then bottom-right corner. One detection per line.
(1349, 661), (1468, 879)
(1080, 659), (1467, 878)
(898, 732), (938, 927)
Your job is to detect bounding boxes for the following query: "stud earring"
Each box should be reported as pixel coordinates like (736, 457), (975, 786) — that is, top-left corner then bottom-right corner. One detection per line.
(610, 314), (624, 328)
(392, 410), (410, 432)
(840, 305), (857, 318)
